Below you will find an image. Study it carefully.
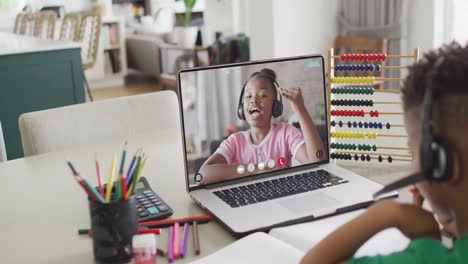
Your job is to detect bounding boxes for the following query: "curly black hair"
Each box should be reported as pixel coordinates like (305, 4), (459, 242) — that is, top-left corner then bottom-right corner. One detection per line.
(402, 42), (468, 111)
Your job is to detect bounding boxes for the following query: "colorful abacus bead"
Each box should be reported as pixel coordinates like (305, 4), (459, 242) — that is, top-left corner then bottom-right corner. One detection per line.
(375, 64), (382, 72)
(378, 155), (383, 162)
(388, 156), (393, 163)
(372, 145), (377, 151)
(386, 122), (391, 129)
(331, 120), (336, 127)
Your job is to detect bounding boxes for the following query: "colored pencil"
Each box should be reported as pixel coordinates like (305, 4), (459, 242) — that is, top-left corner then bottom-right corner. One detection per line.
(127, 153), (141, 191)
(119, 141), (128, 173)
(126, 149), (140, 185)
(105, 154), (116, 203)
(120, 172), (127, 200)
(67, 160), (103, 203)
(168, 226), (174, 263)
(81, 176), (106, 203)
(173, 222), (180, 258)
(139, 215), (213, 228)
(95, 155), (105, 198)
(86, 228), (161, 237)
(181, 222), (189, 257)
(193, 221), (200, 255)
(127, 154), (143, 198)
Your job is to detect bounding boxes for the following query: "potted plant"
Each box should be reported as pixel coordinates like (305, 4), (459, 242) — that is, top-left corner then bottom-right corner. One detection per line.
(173, 0), (198, 48)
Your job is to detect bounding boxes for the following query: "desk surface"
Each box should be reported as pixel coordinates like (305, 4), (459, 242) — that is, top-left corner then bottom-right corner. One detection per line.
(0, 132), (412, 263)
(0, 32), (80, 55)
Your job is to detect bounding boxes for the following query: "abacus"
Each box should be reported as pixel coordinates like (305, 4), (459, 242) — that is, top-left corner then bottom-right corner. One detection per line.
(327, 48), (420, 164)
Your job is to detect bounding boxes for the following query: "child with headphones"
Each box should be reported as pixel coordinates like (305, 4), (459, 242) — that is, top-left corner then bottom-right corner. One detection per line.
(300, 42), (468, 263)
(198, 68), (326, 184)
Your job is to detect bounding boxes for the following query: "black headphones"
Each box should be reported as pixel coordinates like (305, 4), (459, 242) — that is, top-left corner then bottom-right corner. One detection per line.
(373, 57), (453, 198)
(237, 73), (283, 120)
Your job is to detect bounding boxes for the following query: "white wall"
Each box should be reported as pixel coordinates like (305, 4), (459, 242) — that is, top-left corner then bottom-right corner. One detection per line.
(272, 0), (340, 58)
(204, 0), (234, 39)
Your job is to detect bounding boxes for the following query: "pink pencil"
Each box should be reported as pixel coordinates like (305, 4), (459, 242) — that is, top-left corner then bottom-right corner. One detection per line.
(95, 155), (104, 198)
(173, 222), (180, 258)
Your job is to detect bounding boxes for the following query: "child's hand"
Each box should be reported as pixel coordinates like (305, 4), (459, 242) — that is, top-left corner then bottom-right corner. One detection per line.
(279, 87), (306, 113)
(411, 187), (456, 237)
(367, 200), (440, 240)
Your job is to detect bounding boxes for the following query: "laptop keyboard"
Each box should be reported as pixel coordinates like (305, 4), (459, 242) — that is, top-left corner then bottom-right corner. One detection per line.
(213, 169), (349, 208)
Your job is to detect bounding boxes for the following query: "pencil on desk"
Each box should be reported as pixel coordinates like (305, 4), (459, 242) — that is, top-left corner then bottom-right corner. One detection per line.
(168, 226), (174, 263)
(139, 215), (213, 228)
(173, 222), (180, 258)
(181, 222), (189, 257)
(193, 221), (200, 255)
(105, 154), (116, 203)
(95, 155), (105, 198)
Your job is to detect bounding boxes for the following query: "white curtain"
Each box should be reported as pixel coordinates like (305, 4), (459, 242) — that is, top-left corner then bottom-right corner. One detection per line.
(192, 67), (245, 143)
(338, 0), (408, 89)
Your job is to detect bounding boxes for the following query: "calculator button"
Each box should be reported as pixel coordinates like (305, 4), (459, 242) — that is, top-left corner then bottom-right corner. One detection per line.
(139, 211), (149, 217)
(141, 200), (150, 205)
(143, 190), (153, 195)
(136, 195), (145, 199)
(147, 196), (157, 200)
(137, 208), (144, 212)
(143, 203), (153, 208)
(147, 207), (160, 215)
(152, 200), (162, 206)
(157, 205), (169, 212)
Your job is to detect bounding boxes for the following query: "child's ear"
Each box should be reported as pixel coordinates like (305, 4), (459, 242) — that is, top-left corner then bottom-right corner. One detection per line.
(448, 148), (462, 185)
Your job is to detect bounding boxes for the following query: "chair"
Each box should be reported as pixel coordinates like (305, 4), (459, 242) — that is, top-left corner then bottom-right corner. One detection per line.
(18, 13), (37, 36)
(59, 12), (81, 41)
(13, 12), (27, 34)
(33, 11), (57, 40)
(77, 12), (102, 102)
(333, 35), (387, 89)
(0, 121), (7, 162)
(19, 91), (180, 157)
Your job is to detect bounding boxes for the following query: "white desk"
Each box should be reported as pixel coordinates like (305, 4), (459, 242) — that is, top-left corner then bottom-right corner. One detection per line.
(0, 132), (412, 263)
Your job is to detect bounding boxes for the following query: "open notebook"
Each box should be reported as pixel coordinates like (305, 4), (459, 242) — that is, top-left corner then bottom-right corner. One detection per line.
(190, 210), (410, 264)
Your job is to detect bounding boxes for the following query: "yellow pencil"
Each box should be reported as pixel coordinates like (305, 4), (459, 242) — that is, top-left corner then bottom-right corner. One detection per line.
(105, 154), (117, 203)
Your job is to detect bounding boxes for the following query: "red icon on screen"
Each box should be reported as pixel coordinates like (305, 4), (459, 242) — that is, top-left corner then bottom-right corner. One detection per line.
(277, 157), (286, 167)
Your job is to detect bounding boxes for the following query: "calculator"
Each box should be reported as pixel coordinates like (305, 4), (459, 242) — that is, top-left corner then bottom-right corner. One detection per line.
(135, 177), (173, 222)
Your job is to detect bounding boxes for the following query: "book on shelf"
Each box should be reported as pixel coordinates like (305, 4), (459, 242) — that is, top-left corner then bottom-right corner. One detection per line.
(191, 209), (410, 264)
(102, 23), (119, 49)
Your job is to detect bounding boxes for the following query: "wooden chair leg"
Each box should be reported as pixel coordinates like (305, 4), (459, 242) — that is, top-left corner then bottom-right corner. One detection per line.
(83, 73), (94, 102)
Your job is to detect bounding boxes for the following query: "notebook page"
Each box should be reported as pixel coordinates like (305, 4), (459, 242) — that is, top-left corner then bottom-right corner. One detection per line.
(189, 232), (304, 264)
(269, 209), (410, 258)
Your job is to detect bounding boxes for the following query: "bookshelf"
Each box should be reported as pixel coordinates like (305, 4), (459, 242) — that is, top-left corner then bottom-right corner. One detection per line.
(85, 16), (128, 89)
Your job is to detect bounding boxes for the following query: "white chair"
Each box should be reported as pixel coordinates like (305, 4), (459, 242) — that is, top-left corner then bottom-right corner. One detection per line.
(19, 91), (180, 157)
(0, 121), (7, 162)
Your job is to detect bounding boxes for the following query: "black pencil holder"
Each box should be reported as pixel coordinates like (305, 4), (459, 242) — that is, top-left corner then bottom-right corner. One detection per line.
(89, 196), (138, 263)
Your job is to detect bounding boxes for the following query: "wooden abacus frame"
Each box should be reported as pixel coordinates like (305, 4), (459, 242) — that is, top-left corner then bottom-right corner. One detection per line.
(327, 48), (419, 162)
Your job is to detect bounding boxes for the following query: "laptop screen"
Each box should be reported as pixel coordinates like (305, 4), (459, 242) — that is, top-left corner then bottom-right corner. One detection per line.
(178, 55), (329, 189)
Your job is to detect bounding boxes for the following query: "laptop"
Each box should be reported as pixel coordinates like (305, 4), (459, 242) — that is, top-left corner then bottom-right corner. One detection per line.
(177, 54), (394, 236)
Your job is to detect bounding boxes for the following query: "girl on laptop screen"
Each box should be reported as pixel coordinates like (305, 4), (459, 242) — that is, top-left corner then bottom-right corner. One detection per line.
(198, 68), (326, 185)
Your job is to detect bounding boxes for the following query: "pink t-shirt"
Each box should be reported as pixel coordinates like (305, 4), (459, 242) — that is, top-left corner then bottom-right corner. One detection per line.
(216, 122), (305, 167)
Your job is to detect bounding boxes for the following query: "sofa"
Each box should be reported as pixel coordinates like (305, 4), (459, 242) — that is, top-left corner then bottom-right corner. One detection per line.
(126, 32), (169, 79)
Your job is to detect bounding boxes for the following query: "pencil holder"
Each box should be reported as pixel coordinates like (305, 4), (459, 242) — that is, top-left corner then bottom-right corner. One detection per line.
(89, 196), (138, 263)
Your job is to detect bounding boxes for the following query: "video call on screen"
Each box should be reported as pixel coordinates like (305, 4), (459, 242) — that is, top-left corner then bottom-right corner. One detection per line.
(180, 57), (327, 187)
